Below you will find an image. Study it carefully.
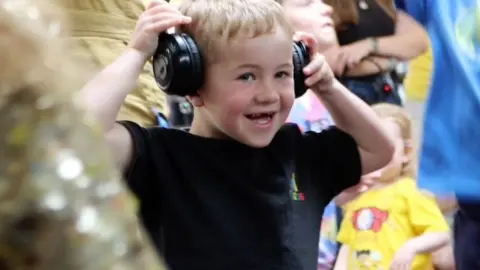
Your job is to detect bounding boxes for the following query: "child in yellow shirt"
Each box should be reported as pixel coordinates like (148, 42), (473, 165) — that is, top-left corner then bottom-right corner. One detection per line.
(334, 104), (450, 270)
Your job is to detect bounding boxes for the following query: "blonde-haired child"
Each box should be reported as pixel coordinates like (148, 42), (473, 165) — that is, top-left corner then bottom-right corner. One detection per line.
(80, 0), (394, 268)
(334, 103), (450, 270)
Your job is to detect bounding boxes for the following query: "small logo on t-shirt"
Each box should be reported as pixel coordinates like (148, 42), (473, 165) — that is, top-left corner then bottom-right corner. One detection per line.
(352, 207), (389, 233)
(290, 173), (305, 201)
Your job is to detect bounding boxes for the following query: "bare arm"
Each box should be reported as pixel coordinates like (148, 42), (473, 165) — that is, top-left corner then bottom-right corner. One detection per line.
(79, 49), (147, 170)
(80, 49), (148, 132)
(408, 232), (450, 254)
(78, 0), (191, 171)
(345, 56), (390, 77)
(436, 196), (458, 214)
(324, 46), (390, 77)
(315, 80), (395, 175)
(333, 245), (349, 270)
(373, 11), (429, 60)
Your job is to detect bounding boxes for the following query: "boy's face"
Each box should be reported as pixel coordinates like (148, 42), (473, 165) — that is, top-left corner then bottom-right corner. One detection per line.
(194, 29), (295, 147)
(282, 0), (337, 50)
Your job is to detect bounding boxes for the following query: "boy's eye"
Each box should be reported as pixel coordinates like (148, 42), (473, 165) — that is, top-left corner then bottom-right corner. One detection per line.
(237, 73), (255, 81)
(275, 71), (290, 79)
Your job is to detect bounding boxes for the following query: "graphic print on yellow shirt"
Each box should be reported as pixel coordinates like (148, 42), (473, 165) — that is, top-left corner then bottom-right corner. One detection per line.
(337, 178), (449, 270)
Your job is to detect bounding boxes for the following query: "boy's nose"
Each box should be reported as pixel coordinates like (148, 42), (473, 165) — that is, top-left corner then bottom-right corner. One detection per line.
(254, 84), (280, 104)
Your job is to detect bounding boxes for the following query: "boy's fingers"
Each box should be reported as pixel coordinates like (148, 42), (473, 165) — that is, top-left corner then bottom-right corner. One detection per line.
(303, 54), (324, 75)
(293, 31), (308, 42)
(294, 32), (318, 55)
(304, 68), (324, 87)
(146, 17), (191, 33)
(138, 14), (177, 31)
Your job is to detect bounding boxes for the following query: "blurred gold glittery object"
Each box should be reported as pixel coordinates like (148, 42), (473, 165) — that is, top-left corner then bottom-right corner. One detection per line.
(0, 0), (166, 269)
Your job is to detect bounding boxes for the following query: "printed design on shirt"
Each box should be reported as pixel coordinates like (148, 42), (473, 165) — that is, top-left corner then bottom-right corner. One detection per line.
(351, 207), (389, 233)
(290, 173), (305, 201)
(353, 250), (384, 270)
(455, 1), (480, 59)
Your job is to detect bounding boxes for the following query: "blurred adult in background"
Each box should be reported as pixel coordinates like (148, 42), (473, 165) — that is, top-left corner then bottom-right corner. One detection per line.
(397, 0), (480, 269)
(61, 0), (167, 126)
(323, 0), (429, 106)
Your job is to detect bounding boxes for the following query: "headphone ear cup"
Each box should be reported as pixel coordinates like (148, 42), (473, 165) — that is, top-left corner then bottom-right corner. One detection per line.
(153, 33), (205, 96)
(292, 41), (310, 98)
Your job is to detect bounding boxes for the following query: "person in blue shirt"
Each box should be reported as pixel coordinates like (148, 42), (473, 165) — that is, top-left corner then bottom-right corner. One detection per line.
(397, 1), (480, 269)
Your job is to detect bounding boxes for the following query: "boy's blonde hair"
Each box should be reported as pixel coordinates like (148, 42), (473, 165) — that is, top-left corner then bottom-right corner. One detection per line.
(177, 0), (295, 64)
(372, 103), (417, 179)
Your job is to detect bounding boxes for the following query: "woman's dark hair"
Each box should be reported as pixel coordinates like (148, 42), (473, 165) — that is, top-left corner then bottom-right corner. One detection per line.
(324, 0), (396, 29)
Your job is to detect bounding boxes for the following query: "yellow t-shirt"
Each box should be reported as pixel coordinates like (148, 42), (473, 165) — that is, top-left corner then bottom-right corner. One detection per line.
(337, 178), (449, 270)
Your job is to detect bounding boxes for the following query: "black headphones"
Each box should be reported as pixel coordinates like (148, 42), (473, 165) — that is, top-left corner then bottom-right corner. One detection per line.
(153, 33), (310, 98)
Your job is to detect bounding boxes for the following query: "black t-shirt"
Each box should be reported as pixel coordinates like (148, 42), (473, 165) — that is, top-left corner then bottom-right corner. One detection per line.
(121, 122), (361, 270)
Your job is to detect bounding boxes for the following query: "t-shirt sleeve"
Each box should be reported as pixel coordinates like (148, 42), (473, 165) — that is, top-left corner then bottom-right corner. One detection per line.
(401, 0), (431, 26)
(402, 181), (450, 234)
(118, 121), (157, 202)
(302, 126), (362, 200)
(337, 207), (355, 245)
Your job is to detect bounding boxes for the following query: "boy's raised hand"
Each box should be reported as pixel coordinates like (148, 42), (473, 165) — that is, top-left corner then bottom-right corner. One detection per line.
(129, 0), (191, 60)
(294, 32), (335, 95)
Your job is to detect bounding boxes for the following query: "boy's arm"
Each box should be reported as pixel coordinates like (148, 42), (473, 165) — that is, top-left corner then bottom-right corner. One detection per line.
(314, 79), (394, 175)
(79, 49), (148, 169)
(298, 33), (394, 177)
(78, 0), (191, 170)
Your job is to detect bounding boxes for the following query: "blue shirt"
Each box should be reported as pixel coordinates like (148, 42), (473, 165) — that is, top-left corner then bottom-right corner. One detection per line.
(399, 0), (480, 200)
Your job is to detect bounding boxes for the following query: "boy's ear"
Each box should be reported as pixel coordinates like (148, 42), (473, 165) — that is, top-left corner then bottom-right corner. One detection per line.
(186, 93), (204, 107)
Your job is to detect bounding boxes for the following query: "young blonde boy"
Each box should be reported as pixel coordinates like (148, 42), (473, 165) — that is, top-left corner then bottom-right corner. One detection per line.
(80, 0), (394, 269)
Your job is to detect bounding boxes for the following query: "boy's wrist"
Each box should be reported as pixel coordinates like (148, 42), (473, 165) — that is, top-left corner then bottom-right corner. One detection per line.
(125, 47), (151, 65)
(314, 79), (342, 97)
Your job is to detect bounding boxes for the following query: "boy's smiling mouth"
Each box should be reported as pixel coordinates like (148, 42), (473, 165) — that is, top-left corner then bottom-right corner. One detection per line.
(245, 112), (276, 126)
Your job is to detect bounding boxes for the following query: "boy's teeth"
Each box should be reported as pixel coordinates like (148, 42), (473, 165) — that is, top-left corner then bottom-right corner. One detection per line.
(252, 116), (271, 125)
